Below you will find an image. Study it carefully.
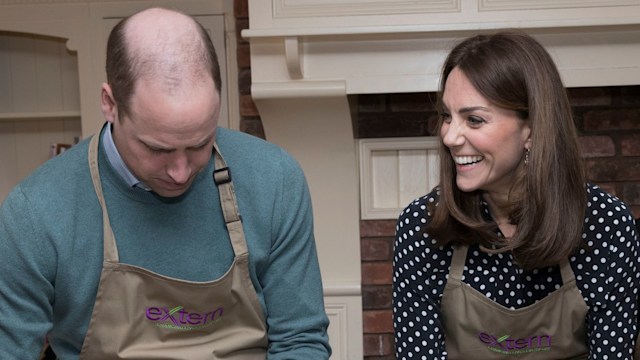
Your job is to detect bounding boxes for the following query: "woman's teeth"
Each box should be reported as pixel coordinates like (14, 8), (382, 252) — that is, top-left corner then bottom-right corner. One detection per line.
(454, 156), (483, 165)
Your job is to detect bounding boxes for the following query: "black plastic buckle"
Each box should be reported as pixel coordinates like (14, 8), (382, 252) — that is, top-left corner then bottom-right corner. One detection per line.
(213, 167), (232, 185)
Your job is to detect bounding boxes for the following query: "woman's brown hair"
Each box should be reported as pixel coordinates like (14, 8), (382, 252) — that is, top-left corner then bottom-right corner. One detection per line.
(427, 31), (587, 270)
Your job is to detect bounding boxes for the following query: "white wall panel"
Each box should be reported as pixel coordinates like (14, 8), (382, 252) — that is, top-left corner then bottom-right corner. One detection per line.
(34, 35), (64, 112)
(9, 34), (36, 113)
(359, 137), (440, 219)
(0, 122), (18, 200)
(0, 32), (81, 203)
(0, 118), (80, 202)
(0, 35), (13, 111)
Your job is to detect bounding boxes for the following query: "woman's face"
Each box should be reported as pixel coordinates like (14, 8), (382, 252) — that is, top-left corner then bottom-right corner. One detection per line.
(440, 67), (531, 196)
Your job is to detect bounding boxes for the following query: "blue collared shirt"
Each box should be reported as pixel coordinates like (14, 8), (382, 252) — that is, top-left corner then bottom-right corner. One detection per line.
(102, 122), (151, 191)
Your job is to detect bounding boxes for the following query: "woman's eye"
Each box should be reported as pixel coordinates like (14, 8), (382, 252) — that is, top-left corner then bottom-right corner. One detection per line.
(467, 116), (484, 126)
(439, 113), (452, 123)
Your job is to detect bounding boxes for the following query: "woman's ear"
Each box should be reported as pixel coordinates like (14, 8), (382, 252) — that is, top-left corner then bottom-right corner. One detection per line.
(523, 124), (532, 150)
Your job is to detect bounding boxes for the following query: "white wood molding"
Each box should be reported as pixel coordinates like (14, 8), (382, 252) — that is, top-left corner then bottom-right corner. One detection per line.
(324, 291), (364, 360)
(479, 0), (637, 11)
(273, 0), (461, 18)
(284, 36), (303, 79)
(0, 111), (81, 120)
(359, 137), (440, 220)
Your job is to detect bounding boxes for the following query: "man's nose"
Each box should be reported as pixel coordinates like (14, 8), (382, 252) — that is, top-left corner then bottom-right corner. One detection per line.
(167, 153), (191, 184)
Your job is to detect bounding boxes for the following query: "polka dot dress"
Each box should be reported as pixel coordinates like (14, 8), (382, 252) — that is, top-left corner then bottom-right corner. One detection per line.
(393, 183), (639, 359)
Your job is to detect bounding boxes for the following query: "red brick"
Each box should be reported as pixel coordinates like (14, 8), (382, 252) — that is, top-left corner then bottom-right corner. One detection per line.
(363, 334), (395, 357)
(389, 92), (435, 112)
(593, 182), (617, 197)
(619, 86), (640, 106)
(240, 94), (259, 117)
(356, 112), (432, 139)
(621, 135), (640, 156)
(357, 94), (387, 113)
(363, 310), (393, 333)
(362, 262), (393, 285)
(578, 136), (615, 158)
(567, 87), (611, 107)
(583, 109), (640, 131)
(586, 158), (640, 182)
(362, 285), (393, 310)
(236, 44), (251, 69)
(622, 183), (640, 206)
(360, 220), (396, 237)
(239, 117), (265, 139)
(238, 68), (252, 95)
(235, 18), (249, 44)
(234, 0), (248, 18)
(361, 238), (392, 261)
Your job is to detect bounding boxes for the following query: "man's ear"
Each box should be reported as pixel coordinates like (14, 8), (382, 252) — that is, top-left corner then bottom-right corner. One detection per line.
(101, 83), (118, 124)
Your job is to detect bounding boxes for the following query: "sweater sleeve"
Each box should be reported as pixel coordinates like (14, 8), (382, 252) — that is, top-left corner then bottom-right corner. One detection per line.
(0, 186), (56, 359)
(393, 194), (448, 360)
(259, 150), (331, 359)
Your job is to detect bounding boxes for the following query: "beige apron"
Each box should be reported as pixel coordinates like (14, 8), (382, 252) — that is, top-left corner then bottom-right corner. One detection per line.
(441, 245), (589, 359)
(79, 135), (268, 359)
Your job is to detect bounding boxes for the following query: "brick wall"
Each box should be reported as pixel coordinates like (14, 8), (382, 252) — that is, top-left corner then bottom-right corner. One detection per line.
(234, 0), (264, 139)
(235, 2), (640, 358)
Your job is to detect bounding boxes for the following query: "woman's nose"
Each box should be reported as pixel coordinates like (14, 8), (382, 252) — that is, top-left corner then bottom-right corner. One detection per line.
(441, 119), (465, 148)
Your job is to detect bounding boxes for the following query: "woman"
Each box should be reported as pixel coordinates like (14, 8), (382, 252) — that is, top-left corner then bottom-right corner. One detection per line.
(393, 31), (639, 359)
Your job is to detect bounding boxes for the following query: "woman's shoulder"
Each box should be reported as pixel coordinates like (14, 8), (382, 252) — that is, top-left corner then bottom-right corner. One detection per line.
(584, 183), (635, 227)
(579, 182), (637, 273)
(395, 187), (448, 253)
(398, 187), (440, 221)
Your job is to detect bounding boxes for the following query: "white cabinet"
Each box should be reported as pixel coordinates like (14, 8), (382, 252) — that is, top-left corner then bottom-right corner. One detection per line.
(0, 32), (82, 201)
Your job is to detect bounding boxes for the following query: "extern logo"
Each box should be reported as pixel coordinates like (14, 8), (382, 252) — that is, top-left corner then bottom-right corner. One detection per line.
(478, 332), (551, 355)
(145, 305), (224, 331)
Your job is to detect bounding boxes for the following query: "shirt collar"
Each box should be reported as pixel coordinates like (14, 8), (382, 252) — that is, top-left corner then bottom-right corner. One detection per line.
(102, 122), (151, 191)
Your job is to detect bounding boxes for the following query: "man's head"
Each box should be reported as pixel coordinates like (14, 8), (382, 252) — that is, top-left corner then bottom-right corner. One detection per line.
(101, 8), (222, 197)
(105, 7), (221, 120)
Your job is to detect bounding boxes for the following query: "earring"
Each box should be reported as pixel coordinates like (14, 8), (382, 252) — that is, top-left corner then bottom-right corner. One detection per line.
(524, 148), (530, 166)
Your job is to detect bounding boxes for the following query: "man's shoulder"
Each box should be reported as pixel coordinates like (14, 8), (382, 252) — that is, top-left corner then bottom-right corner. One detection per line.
(215, 128), (298, 168)
(7, 138), (91, 204)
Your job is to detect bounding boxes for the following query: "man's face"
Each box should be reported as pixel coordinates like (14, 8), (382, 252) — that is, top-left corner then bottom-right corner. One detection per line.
(103, 77), (220, 197)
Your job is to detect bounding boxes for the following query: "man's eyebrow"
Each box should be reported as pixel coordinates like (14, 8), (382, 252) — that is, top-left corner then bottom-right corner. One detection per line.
(141, 134), (215, 151)
(189, 134), (215, 149)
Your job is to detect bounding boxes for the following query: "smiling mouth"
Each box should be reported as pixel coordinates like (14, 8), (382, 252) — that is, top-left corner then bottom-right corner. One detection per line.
(454, 155), (484, 165)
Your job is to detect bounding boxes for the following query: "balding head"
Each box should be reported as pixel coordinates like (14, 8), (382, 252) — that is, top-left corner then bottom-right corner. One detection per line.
(105, 7), (221, 120)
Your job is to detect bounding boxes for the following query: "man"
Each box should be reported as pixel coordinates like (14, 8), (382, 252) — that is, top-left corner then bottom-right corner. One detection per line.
(0, 7), (331, 359)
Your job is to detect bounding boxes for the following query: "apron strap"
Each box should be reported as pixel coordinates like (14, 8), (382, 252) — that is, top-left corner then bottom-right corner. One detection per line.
(212, 143), (249, 257)
(449, 245), (468, 281)
(559, 258), (576, 285)
(88, 134), (119, 263)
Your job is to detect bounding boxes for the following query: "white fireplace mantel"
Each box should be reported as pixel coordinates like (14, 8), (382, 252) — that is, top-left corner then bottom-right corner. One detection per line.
(244, 1), (640, 359)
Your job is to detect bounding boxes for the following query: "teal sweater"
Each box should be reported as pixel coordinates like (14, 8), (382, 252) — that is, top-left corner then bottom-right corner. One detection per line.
(0, 126), (331, 359)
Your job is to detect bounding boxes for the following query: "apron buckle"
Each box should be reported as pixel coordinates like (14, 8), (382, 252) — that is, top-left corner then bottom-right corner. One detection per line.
(213, 167), (232, 185)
